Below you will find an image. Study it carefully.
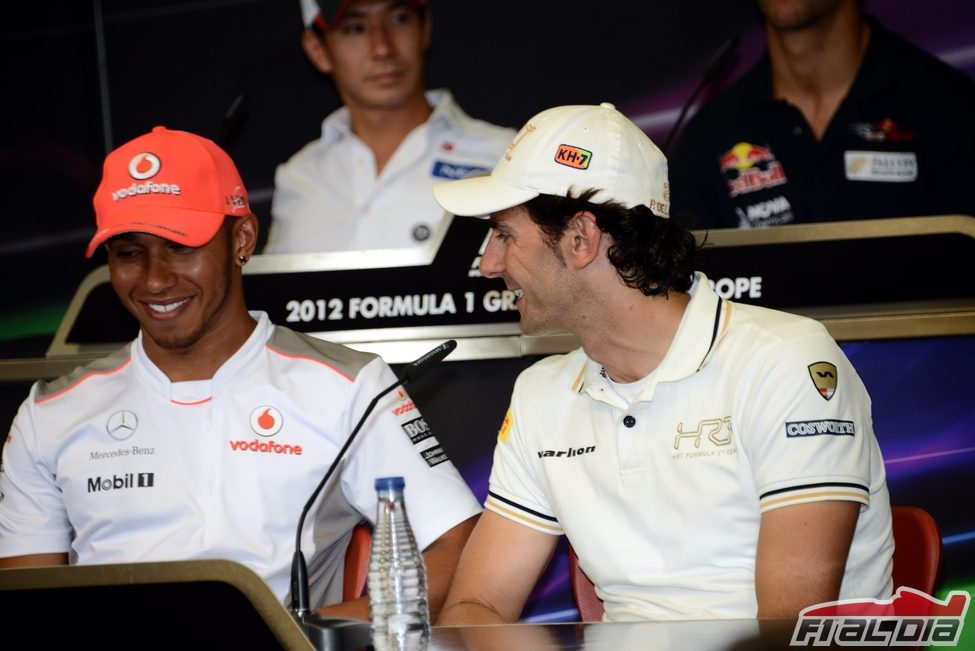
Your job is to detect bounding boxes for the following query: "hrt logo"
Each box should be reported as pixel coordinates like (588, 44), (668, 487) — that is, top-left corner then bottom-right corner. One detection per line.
(674, 417), (733, 450)
(791, 587), (970, 647)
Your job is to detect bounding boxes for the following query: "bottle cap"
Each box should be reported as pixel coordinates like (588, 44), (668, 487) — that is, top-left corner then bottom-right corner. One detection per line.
(375, 476), (406, 491)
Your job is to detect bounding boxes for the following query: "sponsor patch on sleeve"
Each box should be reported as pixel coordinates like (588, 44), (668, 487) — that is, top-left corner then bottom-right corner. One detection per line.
(421, 445), (449, 468)
(498, 408), (513, 443)
(785, 419), (856, 438)
(808, 362), (837, 400)
(401, 416), (434, 445)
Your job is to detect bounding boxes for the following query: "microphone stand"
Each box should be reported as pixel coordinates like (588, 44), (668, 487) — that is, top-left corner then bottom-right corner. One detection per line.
(662, 35), (741, 154)
(289, 341), (457, 650)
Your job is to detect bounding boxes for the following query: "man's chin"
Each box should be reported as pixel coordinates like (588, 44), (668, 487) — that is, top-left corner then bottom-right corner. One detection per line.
(142, 328), (204, 352)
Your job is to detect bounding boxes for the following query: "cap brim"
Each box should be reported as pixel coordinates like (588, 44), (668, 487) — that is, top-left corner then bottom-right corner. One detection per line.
(433, 175), (539, 218)
(85, 207), (227, 258)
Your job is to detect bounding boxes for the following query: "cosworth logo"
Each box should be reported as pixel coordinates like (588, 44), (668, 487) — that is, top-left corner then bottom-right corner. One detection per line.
(791, 587), (970, 647)
(786, 419), (855, 438)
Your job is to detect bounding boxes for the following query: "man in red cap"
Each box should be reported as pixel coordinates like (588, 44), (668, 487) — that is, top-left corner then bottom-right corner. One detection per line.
(265, 0), (514, 253)
(0, 126), (480, 621)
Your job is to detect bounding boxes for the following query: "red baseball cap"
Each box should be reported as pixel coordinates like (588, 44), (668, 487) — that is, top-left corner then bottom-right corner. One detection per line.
(300, 0), (426, 32)
(87, 126), (250, 258)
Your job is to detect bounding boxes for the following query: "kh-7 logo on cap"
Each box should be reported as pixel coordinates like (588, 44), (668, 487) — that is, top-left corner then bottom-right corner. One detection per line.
(555, 144), (592, 170)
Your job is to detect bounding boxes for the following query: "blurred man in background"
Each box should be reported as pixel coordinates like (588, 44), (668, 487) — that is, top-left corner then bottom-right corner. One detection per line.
(669, 0), (975, 229)
(265, 0), (514, 253)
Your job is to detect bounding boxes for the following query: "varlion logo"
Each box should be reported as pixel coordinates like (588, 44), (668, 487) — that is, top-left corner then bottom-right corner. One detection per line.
(128, 152), (161, 180)
(808, 361), (837, 400)
(791, 587), (970, 647)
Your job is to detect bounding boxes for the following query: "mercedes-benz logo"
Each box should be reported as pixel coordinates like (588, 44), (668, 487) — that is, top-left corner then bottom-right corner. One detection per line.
(106, 410), (139, 441)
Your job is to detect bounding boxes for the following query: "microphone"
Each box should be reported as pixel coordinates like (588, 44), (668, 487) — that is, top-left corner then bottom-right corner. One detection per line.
(289, 340), (458, 649)
(215, 93), (246, 148)
(661, 35), (741, 154)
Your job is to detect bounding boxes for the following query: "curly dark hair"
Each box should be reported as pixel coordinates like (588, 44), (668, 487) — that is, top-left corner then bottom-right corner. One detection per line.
(522, 189), (700, 296)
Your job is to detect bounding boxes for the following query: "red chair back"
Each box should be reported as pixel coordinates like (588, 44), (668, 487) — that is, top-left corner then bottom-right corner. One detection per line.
(891, 505), (942, 594)
(344, 522), (372, 601)
(568, 545), (604, 622)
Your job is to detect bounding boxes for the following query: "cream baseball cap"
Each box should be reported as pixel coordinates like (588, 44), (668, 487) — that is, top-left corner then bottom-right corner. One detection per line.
(433, 102), (669, 218)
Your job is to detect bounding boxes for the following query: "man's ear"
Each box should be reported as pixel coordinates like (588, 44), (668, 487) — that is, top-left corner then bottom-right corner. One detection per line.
(301, 29), (333, 74)
(233, 213), (259, 264)
(564, 211), (602, 269)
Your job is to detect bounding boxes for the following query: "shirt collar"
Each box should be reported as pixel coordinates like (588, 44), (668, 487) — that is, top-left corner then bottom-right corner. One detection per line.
(133, 311), (272, 401)
(570, 272), (731, 404)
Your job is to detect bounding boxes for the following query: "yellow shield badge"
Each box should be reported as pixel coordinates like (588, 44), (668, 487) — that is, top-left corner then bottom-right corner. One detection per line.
(808, 362), (838, 400)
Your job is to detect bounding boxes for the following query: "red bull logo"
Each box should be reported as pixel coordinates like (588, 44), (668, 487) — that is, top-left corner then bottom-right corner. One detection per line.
(720, 141), (787, 197)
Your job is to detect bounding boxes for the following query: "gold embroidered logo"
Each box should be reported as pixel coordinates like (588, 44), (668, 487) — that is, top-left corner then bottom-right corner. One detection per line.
(808, 362), (838, 400)
(504, 123), (536, 161)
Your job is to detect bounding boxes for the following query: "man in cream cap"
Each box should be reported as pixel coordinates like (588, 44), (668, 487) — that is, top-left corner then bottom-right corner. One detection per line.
(0, 126), (480, 622)
(433, 103), (893, 623)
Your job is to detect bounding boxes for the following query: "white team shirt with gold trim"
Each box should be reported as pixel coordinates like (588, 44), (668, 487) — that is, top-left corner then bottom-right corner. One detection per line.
(0, 312), (480, 608)
(486, 273), (893, 621)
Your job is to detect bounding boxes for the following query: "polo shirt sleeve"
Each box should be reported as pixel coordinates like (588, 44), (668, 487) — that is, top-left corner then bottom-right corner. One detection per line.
(484, 374), (564, 536)
(735, 328), (881, 513)
(339, 357), (481, 551)
(0, 388), (73, 559)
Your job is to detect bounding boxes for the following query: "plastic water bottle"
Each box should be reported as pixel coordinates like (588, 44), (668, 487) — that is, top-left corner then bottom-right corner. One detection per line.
(368, 476), (430, 651)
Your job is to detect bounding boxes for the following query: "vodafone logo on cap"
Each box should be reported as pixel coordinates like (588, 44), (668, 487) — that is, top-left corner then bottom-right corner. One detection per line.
(250, 406), (284, 437)
(128, 152), (161, 180)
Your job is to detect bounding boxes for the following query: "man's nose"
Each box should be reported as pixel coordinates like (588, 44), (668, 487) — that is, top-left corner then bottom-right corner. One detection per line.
(478, 236), (504, 278)
(143, 252), (176, 292)
(369, 24), (394, 56)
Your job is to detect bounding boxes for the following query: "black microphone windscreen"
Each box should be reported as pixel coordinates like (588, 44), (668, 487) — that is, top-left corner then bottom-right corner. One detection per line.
(399, 340), (457, 385)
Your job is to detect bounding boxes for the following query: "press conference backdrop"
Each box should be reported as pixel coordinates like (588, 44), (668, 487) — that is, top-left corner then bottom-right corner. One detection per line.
(2, 0), (975, 353)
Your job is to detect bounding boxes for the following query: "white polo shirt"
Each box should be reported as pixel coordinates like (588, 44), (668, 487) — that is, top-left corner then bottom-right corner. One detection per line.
(266, 89), (515, 253)
(0, 312), (481, 608)
(486, 274), (893, 621)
